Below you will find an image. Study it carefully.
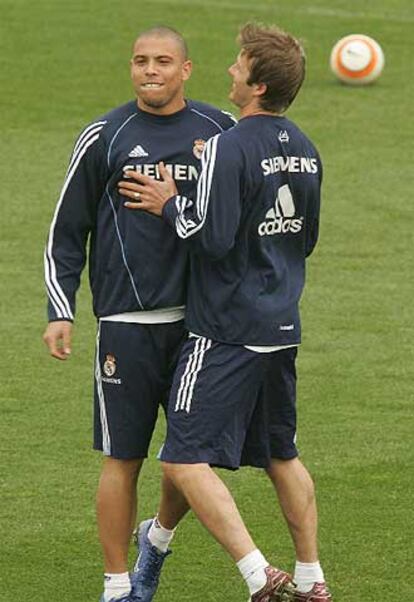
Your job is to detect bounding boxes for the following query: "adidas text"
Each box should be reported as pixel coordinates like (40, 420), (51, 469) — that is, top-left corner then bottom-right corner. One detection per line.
(258, 217), (303, 236)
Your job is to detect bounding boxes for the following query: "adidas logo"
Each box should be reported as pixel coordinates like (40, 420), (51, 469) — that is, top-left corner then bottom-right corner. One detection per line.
(278, 130), (289, 143)
(258, 184), (303, 236)
(128, 144), (149, 158)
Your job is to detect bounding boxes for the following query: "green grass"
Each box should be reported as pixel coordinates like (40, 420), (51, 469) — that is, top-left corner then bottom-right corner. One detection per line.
(1, 0), (413, 600)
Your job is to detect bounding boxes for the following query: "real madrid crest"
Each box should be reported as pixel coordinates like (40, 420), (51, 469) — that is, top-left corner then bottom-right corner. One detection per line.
(192, 139), (206, 160)
(103, 353), (117, 377)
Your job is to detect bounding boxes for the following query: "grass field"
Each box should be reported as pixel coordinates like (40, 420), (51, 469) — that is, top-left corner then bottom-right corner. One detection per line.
(1, 1), (413, 600)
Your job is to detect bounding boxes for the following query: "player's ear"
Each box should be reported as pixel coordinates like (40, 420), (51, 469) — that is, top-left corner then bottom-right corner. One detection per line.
(182, 59), (193, 82)
(253, 82), (267, 98)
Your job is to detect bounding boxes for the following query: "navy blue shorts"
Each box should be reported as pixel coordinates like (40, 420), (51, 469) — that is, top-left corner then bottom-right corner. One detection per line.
(160, 336), (298, 469)
(241, 346), (298, 466)
(94, 320), (186, 459)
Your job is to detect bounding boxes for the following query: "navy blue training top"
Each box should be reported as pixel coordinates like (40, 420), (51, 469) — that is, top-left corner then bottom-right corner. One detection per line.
(162, 114), (322, 346)
(44, 100), (235, 321)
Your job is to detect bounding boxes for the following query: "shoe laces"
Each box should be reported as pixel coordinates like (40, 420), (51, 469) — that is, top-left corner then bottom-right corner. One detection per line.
(313, 582), (331, 600)
(295, 582), (331, 601)
(140, 546), (170, 586)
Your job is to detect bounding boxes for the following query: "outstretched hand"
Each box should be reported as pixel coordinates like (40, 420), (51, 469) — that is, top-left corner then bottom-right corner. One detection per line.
(118, 162), (178, 216)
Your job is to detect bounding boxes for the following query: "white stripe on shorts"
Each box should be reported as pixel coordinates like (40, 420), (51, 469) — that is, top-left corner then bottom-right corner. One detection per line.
(175, 336), (212, 413)
(95, 322), (111, 455)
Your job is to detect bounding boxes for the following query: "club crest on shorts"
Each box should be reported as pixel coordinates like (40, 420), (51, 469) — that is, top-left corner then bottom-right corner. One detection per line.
(103, 353), (117, 377)
(192, 139), (206, 159)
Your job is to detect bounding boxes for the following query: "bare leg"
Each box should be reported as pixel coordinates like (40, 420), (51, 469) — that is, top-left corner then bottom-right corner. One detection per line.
(97, 457), (144, 572)
(266, 458), (318, 562)
(157, 473), (190, 530)
(163, 462), (256, 561)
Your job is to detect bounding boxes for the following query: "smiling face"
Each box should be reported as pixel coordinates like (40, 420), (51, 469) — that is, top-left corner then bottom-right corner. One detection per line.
(228, 50), (267, 117)
(228, 52), (251, 107)
(130, 33), (192, 115)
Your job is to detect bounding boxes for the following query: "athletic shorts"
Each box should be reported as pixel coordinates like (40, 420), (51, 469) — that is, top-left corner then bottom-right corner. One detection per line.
(94, 320), (186, 459)
(160, 336), (298, 470)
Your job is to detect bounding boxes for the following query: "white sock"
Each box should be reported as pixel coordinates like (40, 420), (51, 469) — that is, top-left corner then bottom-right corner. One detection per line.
(237, 549), (269, 595)
(294, 561), (324, 593)
(103, 572), (131, 601)
(147, 515), (176, 553)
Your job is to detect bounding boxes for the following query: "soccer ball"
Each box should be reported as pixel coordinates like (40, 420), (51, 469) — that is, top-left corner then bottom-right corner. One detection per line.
(330, 34), (384, 85)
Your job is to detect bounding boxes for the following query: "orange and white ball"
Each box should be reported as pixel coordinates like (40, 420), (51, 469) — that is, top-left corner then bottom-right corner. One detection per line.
(330, 34), (384, 85)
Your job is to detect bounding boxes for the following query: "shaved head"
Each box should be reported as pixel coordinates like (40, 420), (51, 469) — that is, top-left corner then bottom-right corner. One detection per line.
(134, 26), (189, 60)
(130, 25), (192, 115)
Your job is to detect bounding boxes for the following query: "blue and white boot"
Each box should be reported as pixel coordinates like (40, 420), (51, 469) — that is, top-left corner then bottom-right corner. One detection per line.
(130, 519), (172, 602)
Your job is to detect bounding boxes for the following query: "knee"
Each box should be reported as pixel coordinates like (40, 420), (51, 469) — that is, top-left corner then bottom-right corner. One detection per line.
(266, 458), (316, 501)
(162, 462), (202, 488)
(162, 461), (185, 485)
(265, 457), (298, 481)
(102, 456), (144, 481)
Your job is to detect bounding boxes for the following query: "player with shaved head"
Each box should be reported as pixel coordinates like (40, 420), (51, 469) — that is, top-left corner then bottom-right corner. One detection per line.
(43, 26), (235, 602)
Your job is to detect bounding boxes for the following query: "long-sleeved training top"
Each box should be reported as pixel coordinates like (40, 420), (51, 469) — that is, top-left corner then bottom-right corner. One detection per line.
(44, 100), (235, 322)
(162, 114), (322, 346)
